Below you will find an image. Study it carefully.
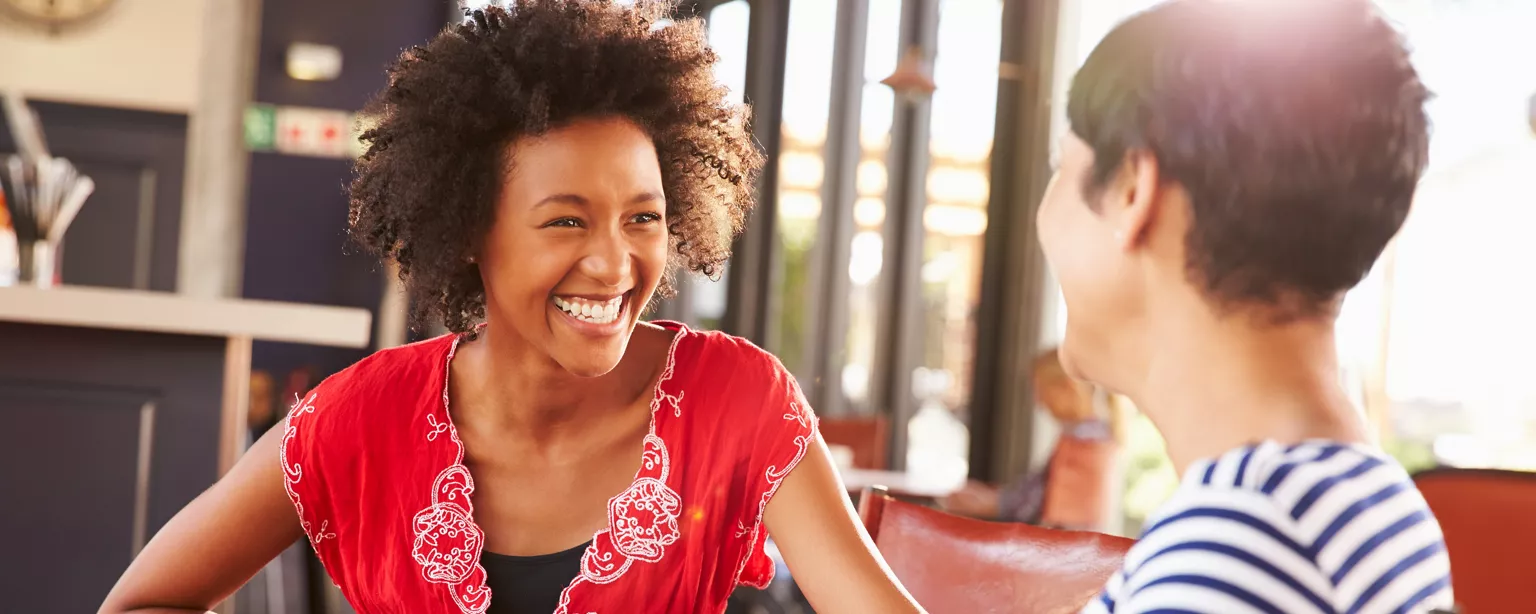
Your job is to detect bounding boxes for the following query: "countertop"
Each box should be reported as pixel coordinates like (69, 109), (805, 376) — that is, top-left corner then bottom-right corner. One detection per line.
(0, 284), (373, 348)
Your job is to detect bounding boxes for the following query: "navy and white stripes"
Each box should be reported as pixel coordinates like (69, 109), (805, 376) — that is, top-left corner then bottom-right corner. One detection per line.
(1083, 441), (1454, 614)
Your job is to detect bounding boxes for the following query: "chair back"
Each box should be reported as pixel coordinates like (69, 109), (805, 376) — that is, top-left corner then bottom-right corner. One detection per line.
(1414, 468), (1536, 613)
(859, 487), (1133, 614)
(820, 416), (889, 470)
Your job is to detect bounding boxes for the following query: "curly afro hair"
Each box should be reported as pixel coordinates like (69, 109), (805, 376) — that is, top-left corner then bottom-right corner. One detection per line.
(349, 0), (762, 334)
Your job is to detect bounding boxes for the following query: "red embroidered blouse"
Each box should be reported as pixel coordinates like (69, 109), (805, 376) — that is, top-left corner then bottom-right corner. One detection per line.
(279, 322), (819, 614)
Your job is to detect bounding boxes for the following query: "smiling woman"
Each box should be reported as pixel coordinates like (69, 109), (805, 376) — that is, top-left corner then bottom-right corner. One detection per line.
(97, 2), (924, 614)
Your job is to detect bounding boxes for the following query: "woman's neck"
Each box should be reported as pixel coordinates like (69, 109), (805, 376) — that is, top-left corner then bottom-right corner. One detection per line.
(453, 323), (664, 440)
(1130, 309), (1369, 476)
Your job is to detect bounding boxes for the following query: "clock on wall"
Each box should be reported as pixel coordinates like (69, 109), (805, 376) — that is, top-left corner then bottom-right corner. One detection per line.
(1, 0), (117, 32)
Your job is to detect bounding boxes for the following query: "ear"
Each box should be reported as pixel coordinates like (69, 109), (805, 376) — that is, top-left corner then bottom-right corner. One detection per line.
(1107, 148), (1162, 251)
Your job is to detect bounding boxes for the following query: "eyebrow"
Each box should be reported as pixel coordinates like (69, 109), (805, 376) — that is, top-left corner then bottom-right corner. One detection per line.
(532, 190), (665, 209)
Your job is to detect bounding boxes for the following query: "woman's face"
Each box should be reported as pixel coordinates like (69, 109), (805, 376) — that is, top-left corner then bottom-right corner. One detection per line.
(1035, 134), (1145, 388)
(479, 116), (669, 378)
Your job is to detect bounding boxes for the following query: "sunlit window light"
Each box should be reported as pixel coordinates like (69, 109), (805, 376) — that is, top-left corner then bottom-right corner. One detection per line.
(926, 167), (990, 205)
(854, 197), (886, 228)
(778, 152), (825, 190)
(923, 204), (987, 236)
(777, 190), (822, 220)
(705, 1), (747, 102)
(921, 250), (959, 284)
(856, 160), (887, 196)
(848, 231), (885, 285)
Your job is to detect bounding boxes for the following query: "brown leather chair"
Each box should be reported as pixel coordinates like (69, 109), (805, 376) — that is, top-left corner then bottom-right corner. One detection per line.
(859, 487), (1133, 614)
(1414, 468), (1536, 614)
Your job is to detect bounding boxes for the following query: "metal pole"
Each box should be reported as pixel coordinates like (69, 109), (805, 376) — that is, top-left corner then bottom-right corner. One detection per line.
(870, 0), (940, 470)
(721, 0), (791, 345)
(802, 0), (871, 417)
(966, 0), (1061, 483)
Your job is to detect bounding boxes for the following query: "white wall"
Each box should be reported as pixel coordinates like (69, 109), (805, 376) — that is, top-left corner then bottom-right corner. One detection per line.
(0, 0), (206, 113)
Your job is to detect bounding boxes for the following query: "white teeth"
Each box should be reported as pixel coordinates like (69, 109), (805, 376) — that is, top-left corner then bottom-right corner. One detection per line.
(553, 295), (623, 325)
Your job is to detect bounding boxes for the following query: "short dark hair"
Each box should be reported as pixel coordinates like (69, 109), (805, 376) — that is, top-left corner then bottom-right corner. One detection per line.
(349, 0), (762, 333)
(1067, 0), (1430, 317)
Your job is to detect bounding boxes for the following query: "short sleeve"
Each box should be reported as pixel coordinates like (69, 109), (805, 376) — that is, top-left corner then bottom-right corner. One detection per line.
(734, 358), (820, 589)
(278, 385), (344, 583)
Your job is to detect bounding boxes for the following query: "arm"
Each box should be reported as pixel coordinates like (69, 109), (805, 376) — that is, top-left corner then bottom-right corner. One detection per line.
(99, 425), (305, 614)
(763, 433), (925, 614)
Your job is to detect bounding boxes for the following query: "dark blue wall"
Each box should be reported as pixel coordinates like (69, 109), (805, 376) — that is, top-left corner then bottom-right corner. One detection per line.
(243, 0), (449, 381)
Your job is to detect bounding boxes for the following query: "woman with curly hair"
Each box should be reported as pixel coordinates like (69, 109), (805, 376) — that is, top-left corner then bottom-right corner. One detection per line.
(100, 2), (923, 613)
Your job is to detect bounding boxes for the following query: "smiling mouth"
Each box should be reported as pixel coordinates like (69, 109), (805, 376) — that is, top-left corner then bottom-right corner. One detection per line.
(552, 293), (626, 325)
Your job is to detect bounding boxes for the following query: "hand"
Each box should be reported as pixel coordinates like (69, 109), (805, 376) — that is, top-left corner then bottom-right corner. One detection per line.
(939, 481), (1001, 518)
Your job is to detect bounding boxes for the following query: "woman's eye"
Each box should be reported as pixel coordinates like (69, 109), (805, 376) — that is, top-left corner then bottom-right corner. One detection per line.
(632, 212), (662, 224)
(545, 217), (582, 228)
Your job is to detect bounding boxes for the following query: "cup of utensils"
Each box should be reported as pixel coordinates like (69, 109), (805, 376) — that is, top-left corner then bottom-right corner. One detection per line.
(0, 154), (95, 288)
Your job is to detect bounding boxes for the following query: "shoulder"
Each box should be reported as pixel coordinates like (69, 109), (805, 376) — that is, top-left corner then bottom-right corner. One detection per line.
(1116, 442), (1452, 613)
(310, 335), (452, 401)
(322, 334), (453, 393)
(665, 322), (797, 393)
(286, 334), (455, 437)
(657, 321), (815, 435)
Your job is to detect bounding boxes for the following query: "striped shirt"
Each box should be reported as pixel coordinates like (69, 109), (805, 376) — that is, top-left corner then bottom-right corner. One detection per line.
(1083, 441), (1455, 614)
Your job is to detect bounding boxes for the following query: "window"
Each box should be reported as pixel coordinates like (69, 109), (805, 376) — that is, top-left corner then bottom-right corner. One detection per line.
(1346, 0), (1536, 472)
(692, 0), (1013, 474)
(769, 0), (838, 376)
(839, 0), (903, 415)
(902, 0), (1005, 486)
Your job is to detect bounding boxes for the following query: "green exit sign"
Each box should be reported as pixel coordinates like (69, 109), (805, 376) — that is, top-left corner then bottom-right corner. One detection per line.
(244, 104), (277, 151)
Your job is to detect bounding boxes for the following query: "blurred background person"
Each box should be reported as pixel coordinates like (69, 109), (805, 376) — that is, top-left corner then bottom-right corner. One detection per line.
(941, 348), (1120, 532)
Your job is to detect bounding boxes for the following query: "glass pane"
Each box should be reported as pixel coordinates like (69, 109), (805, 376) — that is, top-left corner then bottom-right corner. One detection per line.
(839, 0), (905, 414)
(904, 0), (1005, 487)
(769, 0), (838, 376)
(707, 1), (750, 103)
(1364, 1), (1536, 471)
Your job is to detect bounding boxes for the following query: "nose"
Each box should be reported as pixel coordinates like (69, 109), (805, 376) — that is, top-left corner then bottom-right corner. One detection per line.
(577, 225), (633, 290)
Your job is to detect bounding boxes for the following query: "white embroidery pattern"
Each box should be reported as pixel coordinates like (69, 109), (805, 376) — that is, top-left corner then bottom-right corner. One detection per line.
(730, 393), (815, 589)
(661, 389), (685, 418)
(410, 337), (491, 614)
(280, 392), (336, 546)
(426, 413), (450, 441)
(552, 328), (687, 614)
(607, 443), (682, 563)
(412, 465), (484, 583)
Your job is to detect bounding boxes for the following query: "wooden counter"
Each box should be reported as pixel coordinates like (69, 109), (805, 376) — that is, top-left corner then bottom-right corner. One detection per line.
(0, 284), (372, 348)
(0, 285), (371, 613)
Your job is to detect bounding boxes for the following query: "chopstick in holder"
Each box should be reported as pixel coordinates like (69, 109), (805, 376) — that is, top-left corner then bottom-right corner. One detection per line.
(0, 154), (95, 246)
(2, 155), (37, 244)
(48, 176), (93, 244)
(2, 91), (49, 160)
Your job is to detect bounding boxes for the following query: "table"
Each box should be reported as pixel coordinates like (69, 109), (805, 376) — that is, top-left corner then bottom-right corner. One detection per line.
(840, 468), (965, 499)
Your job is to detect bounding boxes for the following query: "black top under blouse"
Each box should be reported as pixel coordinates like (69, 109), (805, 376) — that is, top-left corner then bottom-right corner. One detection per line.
(482, 541), (589, 614)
